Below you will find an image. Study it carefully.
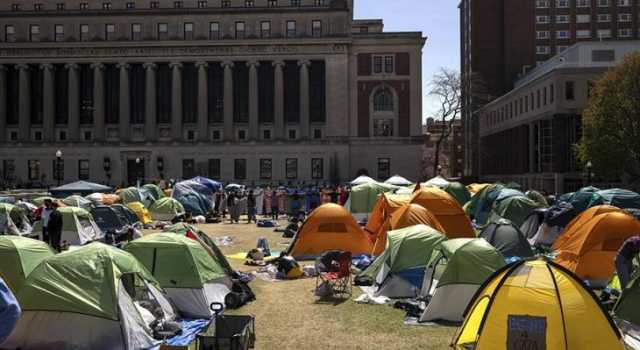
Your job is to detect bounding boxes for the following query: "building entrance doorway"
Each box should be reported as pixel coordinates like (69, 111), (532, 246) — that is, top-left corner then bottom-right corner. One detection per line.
(127, 159), (145, 186)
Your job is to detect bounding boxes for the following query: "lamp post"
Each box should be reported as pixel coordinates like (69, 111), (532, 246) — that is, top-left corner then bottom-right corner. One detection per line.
(157, 156), (164, 180)
(437, 164), (443, 176)
(135, 157), (141, 187)
(55, 150), (62, 186)
(586, 161), (593, 186)
(103, 157), (111, 185)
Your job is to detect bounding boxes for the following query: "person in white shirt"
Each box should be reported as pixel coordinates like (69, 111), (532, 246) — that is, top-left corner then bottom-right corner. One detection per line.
(40, 199), (53, 244)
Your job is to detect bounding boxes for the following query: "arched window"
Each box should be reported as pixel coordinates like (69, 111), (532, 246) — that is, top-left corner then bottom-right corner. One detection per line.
(373, 88), (394, 112)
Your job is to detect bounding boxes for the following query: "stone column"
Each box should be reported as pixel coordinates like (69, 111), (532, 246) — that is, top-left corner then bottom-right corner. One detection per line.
(222, 61), (234, 141)
(299, 60), (311, 139)
(170, 62), (183, 141)
(17, 64), (30, 142)
(0, 65), (5, 143)
(143, 63), (157, 141)
(196, 61), (209, 142)
(273, 61), (285, 140)
(248, 61), (259, 140)
(118, 63), (130, 141)
(66, 63), (80, 141)
(41, 64), (55, 142)
(92, 63), (105, 141)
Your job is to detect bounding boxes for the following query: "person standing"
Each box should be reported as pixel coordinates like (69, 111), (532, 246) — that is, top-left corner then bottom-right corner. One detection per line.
(615, 235), (640, 288)
(247, 190), (257, 224)
(227, 192), (238, 224)
(41, 199), (53, 244)
(47, 202), (63, 252)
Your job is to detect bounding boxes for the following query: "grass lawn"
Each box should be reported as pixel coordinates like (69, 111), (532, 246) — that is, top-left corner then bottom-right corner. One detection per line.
(174, 219), (457, 350)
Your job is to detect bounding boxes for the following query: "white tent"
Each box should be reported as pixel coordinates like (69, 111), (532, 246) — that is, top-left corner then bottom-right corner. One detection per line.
(350, 175), (377, 186)
(384, 175), (413, 186)
(422, 176), (450, 188)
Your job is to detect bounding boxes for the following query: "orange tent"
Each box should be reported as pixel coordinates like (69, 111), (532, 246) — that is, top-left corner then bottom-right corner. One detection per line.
(554, 205), (625, 248)
(365, 193), (412, 236)
(554, 211), (640, 284)
(372, 204), (445, 255)
(409, 187), (475, 238)
(287, 203), (373, 259)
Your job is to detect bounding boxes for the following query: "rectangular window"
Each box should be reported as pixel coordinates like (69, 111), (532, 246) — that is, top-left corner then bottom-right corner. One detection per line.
(11, 4), (20, 11)
(618, 13), (632, 22)
(576, 14), (591, 23)
(174, 1), (183, 8)
(198, 0), (208, 8)
(597, 29), (612, 39)
(536, 31), (550, 39)
(373, 119), (394, 137)
(263, 129), (272, 140)
(80, 24), (89, 41)
(260, 159), (272, 179)
(536, 16), (550, 24)
(556, 0), (569, 7)
(576, 29), (591, 38)
(56, 3), (65, 10)
(373, 56), (383, 74)
(619, 28), (632, 38)
(312, 158), (323, 179)
(208, 159), (221, 179)
(377, 158), (390, 179)
(556, 15), (570, 23)
(30, 24), (40, 42)
(131, 23), (142, 41)
(5, 25), (16, 42)
(221, 0), (230, 7)
(245, 0), (254, 6)
(78, 160), (90, 180)
(550, 84), (555, 103)
(286, 159), (298, 179)
(261, 21), (271, 38)
(556, 30), (570, 39)
(158, 23), (168, 40)
(55, 24), (64, 42)
(536, 0), (549, 7)
(617, 0), (629, 5)
(126, 2), (135, 9)
(565, 81), (575, 100)
(102, 2), (112, 10)
(80, 2), (89, 10)
(286, 20), (296, 38)
(290, 0), (300, 5)
(182, 159), (195, 179)
(597, 14), (611, 22)
(184, 22), (194, 40)
(150, 1), (159, 8)
(105, 24), (115, 40)
(598, 0), (610, 6)
(235, 21), (245, 39)
(210, 22), (220, 39)
(536, 46), (550, 55)
(28, 160), (41, 181)
(312, 20), (322, 37)
(384, 56), (394, 74)
(577, 0), (590, 6)
(268, 0), (277, 6)
(234, 159), (247, 180)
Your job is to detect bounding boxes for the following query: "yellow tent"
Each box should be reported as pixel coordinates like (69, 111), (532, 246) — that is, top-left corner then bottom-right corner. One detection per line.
(372, 204), (445, 255)
(126, 201), (152, 225)
(286, 203), (373, 260)
(553, 210), (640, 284)
(454, 258), (625, 350)
(409, 187), (475, 239)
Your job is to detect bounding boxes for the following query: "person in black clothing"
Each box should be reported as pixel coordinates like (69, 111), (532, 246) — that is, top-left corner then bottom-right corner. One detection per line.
(247, 190), (257, 224)
(47, 202), (63, 252)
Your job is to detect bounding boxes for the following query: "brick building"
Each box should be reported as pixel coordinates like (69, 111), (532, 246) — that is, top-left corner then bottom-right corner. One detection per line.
(460, 0), (640, 179)
(0, 0), (426, 187)
(422, 118), (464, 180)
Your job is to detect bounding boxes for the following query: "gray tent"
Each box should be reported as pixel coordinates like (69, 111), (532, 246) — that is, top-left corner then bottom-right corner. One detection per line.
(50, 181), (113, 198)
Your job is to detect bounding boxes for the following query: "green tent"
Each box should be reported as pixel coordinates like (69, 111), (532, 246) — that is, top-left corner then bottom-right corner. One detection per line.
(6, 242), (176, 350)
(148, 197), (185, 221)
(419, 238), (506, 322)
(0, 203), (32, 236)
(489, 195), (545, 228)
(444, 182), (471, 206)
(478, 219), (534, 258)
(349, 182), (400, 214)
(589, 188), (640, 210)
(360, 224), (447, 298)
(614, 275), (640, 326)
(526, 190), (549, 207)
(125, 233), (232, 318)
(62, 195), (92, 210)
(163, 222), (234, 275)
(0, 236), (54, 293)
(463, 184), (505, 223)
(30, 196), (55, 207)
(33, 207), (103, 245)
(120, 187), (152, 207)
(142, 184), (166, 201)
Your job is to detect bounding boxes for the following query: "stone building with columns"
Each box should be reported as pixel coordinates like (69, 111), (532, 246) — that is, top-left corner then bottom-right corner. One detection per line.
(0, 0), (425, 187)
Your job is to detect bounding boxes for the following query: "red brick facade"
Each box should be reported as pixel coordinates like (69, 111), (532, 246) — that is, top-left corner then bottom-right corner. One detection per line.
(357, 80), (411, 137)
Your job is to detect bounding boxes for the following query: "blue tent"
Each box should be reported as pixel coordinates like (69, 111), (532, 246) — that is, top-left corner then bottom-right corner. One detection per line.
(176, 192), (210, 216)
(189, 177), (223, 192)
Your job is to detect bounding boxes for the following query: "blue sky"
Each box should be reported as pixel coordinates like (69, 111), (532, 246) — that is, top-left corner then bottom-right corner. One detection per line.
(353, 0), (460, 121)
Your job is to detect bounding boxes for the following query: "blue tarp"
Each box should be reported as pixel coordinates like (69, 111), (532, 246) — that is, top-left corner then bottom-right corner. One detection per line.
(190, 177), (223, 192)
(0, 278), (20, 344)
(151, 319), (210, 349)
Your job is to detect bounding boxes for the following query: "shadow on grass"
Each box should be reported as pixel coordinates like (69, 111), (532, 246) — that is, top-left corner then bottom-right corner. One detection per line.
(314, 295), (351, 306)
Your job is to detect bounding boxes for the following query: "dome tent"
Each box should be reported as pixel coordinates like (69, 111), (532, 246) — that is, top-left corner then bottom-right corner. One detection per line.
(350, 175), (377, 186)
(148, 197), (185, 222)
(125, 233), (233, 318)
(489, 195), (546, 228)
(142, 183), (166, 201)
(360, 225), (446, 298)
(126, 202), (153, 225)
(365, 193), (412, 237)
(453, 258), (625, 350)
(33, 207), (103, 246)
(348, 182), (400, 215)
(0, 203), (32, 236)
(371, 203), (445, 256)
(479, 219), (534, 258)
(62, 195), (93, 210)
(2, 243), (177, 350)
(286, 204), (373, 260)
(384, 175), (413, 186)
(0, 236), (54, 293)
(409, 187), (475, 239)
(419, 238), (506, 322)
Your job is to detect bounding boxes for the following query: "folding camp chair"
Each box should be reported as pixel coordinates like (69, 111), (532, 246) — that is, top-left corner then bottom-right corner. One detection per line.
(315, 251), (352, 298)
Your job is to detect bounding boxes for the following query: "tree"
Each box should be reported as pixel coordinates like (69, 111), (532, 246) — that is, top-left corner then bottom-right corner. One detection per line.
(577, 53), (640, 182)
(429, 68), (462, 177)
